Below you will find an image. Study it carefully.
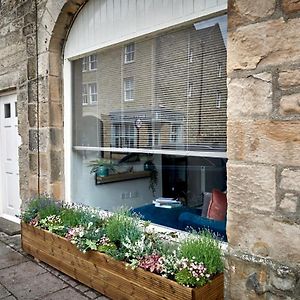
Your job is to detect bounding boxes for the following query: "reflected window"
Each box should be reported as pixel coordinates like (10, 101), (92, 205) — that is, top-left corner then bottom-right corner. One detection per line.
(124, 43), (135, 63)
(112, 123), (136, 148)
(124, 78), (134, 101)
(82, 55), (97, 72)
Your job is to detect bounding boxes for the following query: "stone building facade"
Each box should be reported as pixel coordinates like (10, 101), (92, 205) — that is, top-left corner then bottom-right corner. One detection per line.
(0, 0), (299, 299)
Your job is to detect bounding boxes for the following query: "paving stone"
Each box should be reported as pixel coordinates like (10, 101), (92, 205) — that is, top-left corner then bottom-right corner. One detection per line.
(0, 242), (28, 270)
(58, 274), (79, 287)
(0, 283), (11, 299)
(0, 261), (67, 300)
(2, 296), (16, 300)
(0, 218), (20, 236)
(84, 290), (99, 299)
(75, 284), (90, 293)
(41, 287), (89, 300)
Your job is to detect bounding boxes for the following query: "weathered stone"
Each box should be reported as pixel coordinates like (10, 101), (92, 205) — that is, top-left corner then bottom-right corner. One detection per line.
(280, 169), (300, 192)
(227, 120), (300, 166)
(48, 75), (61, 101)
(228, 74), (272, 119)
(280, 94), (300, 115)
(228, 18), (300, 72)
(235, 0), (276, 21)
(50, 150), (62, 182)
(280, 193), (298, 213)
(251, 242), (270, 257)
(278, 69), (300, 90)
(49, 102), (62, 127)
(227, 162), (276, 213)
(270, 270), (296, 292)
(282, 0), (300, 14)
(227, 209), (300, 264)
(225, 255), (269, 300)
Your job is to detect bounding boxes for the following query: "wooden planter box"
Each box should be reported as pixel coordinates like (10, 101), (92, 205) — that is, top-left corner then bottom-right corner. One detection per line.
(21, 223), (224, 300)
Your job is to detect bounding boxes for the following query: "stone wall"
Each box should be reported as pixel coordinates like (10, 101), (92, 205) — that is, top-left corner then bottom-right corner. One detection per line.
(226, 0), (300, 299)
(0, 0), (86, 204)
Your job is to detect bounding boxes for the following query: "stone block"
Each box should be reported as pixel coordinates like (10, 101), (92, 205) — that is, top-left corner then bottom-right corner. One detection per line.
(225, 255), (268, 300)
(49, 102), (62, 127)
(282, 0), (300, 14)
(50, 150), (62, 182)
(230, 0), (276, 23)
(39, 101), (50, 127)
(279, 94), (300, 115)
(29, 128), (49, 152)
(279, 193), (298, 213)
(22, 23), (34, 36)
(280, 168), (300, 192)
(49, 51), (62, 77)
(227, 162), (276, 213)
(37, 52), (49, 77)
(228, 18), (300, 72)
(278, 69), (300, 90)
(227, 209), (300, 264)
(48, 75), (61, 101)
(270, 268), (296, 292)
(227, 120), (300, 166)
(50, 128), (63, 149)
(50, 181), (63, 201)
(27, 56), (37, 80)
(28, 103), (37, 127)
(228, 74), (272, 119)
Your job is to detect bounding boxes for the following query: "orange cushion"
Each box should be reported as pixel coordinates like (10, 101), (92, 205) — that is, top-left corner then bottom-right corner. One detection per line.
(207, 189), (227, 221)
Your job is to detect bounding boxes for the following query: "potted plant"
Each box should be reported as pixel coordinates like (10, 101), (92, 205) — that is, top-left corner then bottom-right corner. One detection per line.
(88, 159), (117, 177)
(21, 197), (224, 300)
(143, 160), (158, 196)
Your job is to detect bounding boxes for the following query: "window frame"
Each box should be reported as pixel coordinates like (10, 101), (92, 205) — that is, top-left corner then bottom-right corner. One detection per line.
(123, 77), (134, 101)
(124, 43), (135, 64)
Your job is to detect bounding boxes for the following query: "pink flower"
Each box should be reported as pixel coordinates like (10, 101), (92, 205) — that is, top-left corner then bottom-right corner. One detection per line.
(138, 254), (163, 274)
(29, 217), (38, 227)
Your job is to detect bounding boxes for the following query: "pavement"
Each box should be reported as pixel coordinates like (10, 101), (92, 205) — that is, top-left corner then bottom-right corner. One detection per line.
(0, 228), (110, 300)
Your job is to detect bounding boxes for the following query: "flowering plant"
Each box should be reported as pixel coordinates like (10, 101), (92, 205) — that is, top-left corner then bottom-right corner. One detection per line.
(21, 197), (223, 288)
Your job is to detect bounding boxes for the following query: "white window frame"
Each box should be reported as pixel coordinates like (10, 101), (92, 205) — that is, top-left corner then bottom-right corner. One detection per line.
(216, 91), (221, 109)
(124, 43), (135, 63)
(82, 82), (97, 105)
(89, 83), (98, 104)
(82, 55), (97, 72)
(112, 123), (136, 148)
(123, 77), (134, 101)
(170, 124), (182, 144)
(82, 84), (88, 105)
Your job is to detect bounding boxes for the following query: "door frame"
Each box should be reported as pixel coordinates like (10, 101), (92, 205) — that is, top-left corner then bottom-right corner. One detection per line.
(0, 90), (21, 223)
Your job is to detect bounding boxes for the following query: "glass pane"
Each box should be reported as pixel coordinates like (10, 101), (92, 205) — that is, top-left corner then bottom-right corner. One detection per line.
(4, 103), (11, 118)
(70, 14), (228, 235)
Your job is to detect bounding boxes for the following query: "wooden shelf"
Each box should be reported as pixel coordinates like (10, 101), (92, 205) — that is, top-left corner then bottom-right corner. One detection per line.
(95, 171), (151, 185)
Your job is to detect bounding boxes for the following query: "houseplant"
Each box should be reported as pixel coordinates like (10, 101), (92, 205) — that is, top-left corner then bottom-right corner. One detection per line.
(21, 197), (224, 299)
(88, 159), (117, 177)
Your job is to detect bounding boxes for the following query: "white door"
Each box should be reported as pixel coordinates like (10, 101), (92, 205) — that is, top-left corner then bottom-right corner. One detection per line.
(0, 94), (20, 222)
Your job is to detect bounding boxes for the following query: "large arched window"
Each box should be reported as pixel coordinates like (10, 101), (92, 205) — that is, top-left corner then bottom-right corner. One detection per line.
(64, 0), (228, 236)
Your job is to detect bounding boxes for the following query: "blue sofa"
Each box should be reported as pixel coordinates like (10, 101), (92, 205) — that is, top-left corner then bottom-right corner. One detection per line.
(132, 204), (227, 241)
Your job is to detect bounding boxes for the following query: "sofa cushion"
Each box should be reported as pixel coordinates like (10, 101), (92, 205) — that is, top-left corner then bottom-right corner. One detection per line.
(207, 189), (227, 221)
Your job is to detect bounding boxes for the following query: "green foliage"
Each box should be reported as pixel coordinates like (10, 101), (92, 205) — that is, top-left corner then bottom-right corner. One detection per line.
(175, 268), (198, 287)
(88, 159), (117, 174)
(21, 196), (60, 223)
(104, 209), (142, 245)
(179, 231), (223, 275)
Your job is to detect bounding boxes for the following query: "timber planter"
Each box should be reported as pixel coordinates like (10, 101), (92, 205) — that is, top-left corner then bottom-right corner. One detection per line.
(21, 222), (224, 300)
